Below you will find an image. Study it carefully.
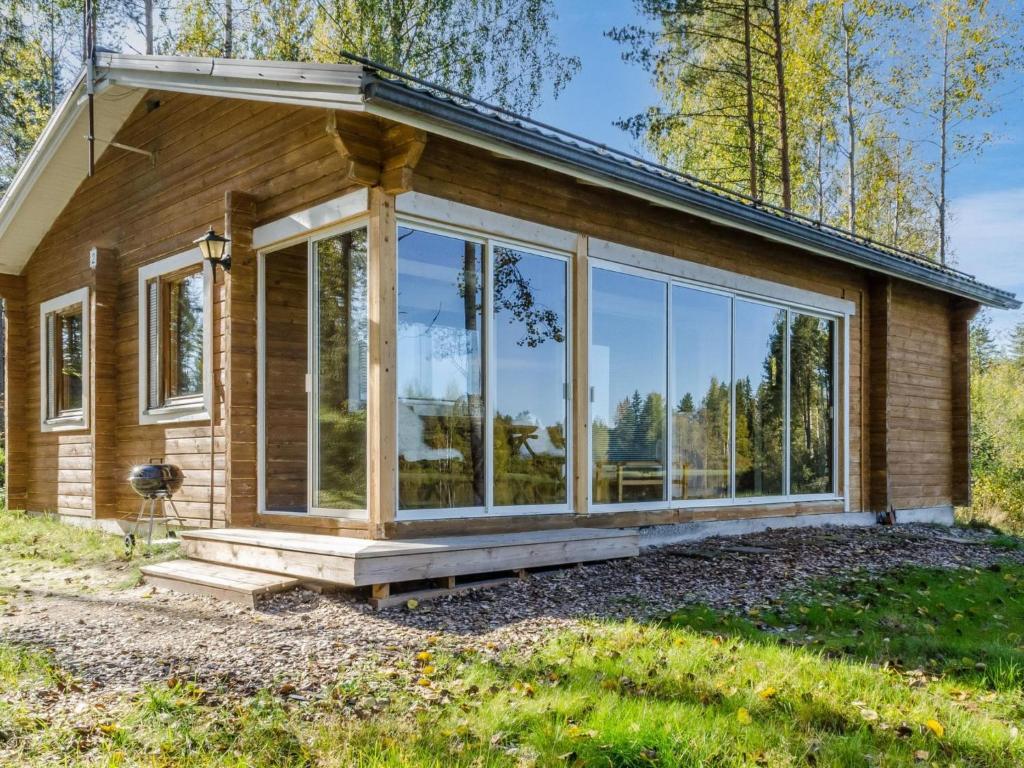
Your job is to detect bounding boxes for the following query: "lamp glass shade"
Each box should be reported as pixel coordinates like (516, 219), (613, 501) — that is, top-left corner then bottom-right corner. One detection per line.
(195, 228), (229, 264)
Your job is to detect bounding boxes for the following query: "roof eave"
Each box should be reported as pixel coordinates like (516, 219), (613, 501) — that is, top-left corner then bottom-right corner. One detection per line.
(0, 69), (87, 259)
(362, 77), (1020, 311)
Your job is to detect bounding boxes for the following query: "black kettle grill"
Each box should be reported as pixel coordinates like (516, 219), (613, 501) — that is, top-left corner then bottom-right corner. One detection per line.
(126, 463), (185, 553)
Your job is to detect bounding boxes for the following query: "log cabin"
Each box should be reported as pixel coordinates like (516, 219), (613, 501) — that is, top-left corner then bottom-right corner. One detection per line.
(0, 55), (1017, 603)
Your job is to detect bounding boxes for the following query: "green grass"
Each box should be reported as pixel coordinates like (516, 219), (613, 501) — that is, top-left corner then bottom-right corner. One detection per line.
(0, 507), (178, 587)
(5, 563), (1024, 766)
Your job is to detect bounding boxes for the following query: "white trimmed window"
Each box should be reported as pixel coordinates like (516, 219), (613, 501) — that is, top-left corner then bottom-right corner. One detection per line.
(40, 288), (90, 431)
(138, 249), (213, 424)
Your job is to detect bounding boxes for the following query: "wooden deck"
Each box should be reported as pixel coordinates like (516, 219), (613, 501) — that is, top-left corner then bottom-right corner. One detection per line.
(178, 527), (639, 589)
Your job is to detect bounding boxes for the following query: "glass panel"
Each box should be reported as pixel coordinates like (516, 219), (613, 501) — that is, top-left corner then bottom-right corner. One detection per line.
(672, 286), (730, 500)
(264, 243), (309, 513)
(492, 247), (568, 507)
(397, 227), (484, 510)
(591, 269), (667, 504)
(790, 314), (835, 494)
(167, 270), (204, 399)
(314, 229), (368, 510)
(56, 307), (83, 414)
(734, 301), (785, 497)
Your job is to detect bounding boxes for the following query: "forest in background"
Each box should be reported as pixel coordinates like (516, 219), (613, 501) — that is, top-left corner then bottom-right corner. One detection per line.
(0, 0), (1021, 526)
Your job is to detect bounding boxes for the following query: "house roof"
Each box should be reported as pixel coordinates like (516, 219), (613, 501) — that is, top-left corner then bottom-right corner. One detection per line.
(0, 53), (1017, 310)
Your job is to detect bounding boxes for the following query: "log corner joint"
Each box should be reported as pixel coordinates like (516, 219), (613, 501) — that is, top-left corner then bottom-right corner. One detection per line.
(326, 112), (427, 194)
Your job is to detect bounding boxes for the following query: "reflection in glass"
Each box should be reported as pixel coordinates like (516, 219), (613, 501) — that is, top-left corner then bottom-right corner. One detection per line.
(672, 286), (730, 500)
(56, 308), (84, 414)
(315, 230), (368, 510)
(591, 269), (667, 504)
(790, 314), (834, 494)
(167, 270), (204, 399)
(264, 243), (309, 513)
(735, 301), (785, 497)
(397, 227), (484, 509)
(492, 247), (567, 506)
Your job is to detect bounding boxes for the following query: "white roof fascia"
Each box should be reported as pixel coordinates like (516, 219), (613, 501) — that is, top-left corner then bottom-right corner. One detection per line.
(97, 54), (366, 111)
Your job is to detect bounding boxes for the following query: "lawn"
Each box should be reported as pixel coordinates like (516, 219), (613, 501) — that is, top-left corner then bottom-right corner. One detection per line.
(2, 512), (1024, 766)
(0, 508), (178, 592)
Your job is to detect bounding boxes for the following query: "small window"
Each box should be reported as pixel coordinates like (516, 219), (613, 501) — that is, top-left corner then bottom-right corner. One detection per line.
(139, 251), (211, 423)
(40, 288), (90, 430)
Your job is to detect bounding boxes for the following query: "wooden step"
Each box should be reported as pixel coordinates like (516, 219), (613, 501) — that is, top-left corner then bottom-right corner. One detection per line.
(179, 527), (640, 588)
(141, 559), (301, 608)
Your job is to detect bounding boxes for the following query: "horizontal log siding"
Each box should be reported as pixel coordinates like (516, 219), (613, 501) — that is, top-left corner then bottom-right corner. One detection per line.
(18, 91), (361, 523)
(885, 282), (956, 511)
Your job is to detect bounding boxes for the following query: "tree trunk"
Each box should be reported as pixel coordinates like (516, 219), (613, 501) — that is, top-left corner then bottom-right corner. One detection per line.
(842, 6), (857, 233)
(145, 0), (154, 54)
(770, 0), (792, 210)
(743, 0), (759, 200)
(224, 0), (233, 58)
(938, 24), (949, 265)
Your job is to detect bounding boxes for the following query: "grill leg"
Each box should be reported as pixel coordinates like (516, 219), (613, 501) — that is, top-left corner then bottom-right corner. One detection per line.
(146, 498), (159, 548)
(164, 498), (183, 528)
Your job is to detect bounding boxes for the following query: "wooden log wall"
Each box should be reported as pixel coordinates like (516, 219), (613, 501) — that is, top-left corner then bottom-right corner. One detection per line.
(14, 91), (360, 525)
(0, 274), (27, 510)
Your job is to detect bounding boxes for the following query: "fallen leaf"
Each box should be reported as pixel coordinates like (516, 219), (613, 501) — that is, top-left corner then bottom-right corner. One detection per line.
(406, 599), (419, 610)
(925, 719), (944, 738)
(737, 707), (752, 725)
(914, 750), (930, 762)
(859, 708), (879, 721)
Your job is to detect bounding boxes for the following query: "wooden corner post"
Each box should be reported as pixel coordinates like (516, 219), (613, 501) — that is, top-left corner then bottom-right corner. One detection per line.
(367, 188), (398, 539)
(572, 234), (590, 516)
(950, 298), (978, 508)
(225, 191), (259, 528)
(89, 248), (119, 519)
(867, 276), (891, 514)
(0, 275), (27, 510)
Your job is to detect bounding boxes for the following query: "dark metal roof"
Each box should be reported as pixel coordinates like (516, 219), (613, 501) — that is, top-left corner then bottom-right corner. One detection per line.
(361, 70), (1019, 310)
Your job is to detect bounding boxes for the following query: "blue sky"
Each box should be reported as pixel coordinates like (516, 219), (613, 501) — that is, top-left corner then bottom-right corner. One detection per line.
(533, 0), (1024, 346)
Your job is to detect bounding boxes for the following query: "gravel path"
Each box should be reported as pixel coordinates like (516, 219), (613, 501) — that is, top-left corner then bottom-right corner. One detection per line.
(2, 523), (1020, 698)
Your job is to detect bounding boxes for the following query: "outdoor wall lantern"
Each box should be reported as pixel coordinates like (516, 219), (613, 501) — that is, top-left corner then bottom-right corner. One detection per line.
(195, 227), (231, 272)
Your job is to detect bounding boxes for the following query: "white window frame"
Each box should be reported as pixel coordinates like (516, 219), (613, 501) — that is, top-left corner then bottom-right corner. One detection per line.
(39, 287), (90, 432)
(256, 191), (371, 520)
(394, 214), (574, 521)
(137, 249), (214, 425)
(588, 254), (849, 514)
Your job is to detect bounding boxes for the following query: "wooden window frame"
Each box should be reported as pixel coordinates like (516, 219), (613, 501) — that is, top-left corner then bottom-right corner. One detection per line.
(138, 249), (213, 425)
(39, 288), (90, 432)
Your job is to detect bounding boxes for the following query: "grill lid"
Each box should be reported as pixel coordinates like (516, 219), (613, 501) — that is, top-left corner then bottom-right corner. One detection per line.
(128, 464), (184, 498)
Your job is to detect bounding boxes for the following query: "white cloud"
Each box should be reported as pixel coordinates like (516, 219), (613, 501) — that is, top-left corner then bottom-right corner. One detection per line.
(950, 187), (1024, 343)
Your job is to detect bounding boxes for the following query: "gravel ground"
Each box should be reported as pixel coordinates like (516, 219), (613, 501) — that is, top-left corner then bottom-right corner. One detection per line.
(2, 523), (1021, 699)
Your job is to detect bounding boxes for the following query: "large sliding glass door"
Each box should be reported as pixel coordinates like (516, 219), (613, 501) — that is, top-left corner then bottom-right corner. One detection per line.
(395, 223), (570, 517)
(260, 224), (369, 518)
(590, 260), (839, 512)
(311, 230), (368, 514)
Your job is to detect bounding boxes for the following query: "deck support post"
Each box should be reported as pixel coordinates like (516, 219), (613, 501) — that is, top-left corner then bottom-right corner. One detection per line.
(0, 275), (27, 510)
(367, 187), (398, 539)
(225, 191), (260, 527)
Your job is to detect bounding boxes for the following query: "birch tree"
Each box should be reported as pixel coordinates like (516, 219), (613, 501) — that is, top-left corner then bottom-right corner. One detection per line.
(913, 0), (1018, 264)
